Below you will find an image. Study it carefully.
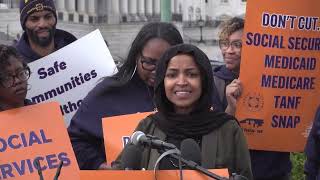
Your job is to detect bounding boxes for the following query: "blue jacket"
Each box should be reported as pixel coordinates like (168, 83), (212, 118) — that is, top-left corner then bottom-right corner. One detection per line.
(213, 65), (238, 110)
(213, 65), (291, 179)
(305, 106), (320, 180)
(67, 74), (155, 169)
(15, 29), (77, 63)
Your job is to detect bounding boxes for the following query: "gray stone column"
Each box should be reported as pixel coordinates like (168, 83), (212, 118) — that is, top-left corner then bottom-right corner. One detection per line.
(172, 0), (181, 21)
(55, 0), (65, 10)
(77, 0), (89, 23)
(10, 0), (19, 8)
(128, 0), (138, 21)
(100, 0), (108, 16)
(107, 0), (120, 24)
(174, 0), (179, 13)
(112, 0), (120, 14)
(120, 0), (129, 22)
(138, 0), (147, 21)
(55, 0), (68, 21)
(100, 0), (109, 23)
(66, 0), (75, 12)
(77, 0), (86, 13)
(88, 0), (97, 23)
(153, 0), (160, 16)
(145, 0), (153, 16)
(66, 0), (79, 23)
(88, 0), (97, 15)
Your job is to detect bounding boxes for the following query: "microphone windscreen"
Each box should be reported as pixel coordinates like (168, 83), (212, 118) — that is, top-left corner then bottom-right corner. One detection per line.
(180, 138), (202, 165)
(120, 143), (142, 170)
(130, 131), (145, 146)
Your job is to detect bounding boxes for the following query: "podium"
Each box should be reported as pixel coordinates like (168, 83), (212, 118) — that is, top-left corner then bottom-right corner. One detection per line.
(80, 169), (229, 180)
(103, 112), (153, 163)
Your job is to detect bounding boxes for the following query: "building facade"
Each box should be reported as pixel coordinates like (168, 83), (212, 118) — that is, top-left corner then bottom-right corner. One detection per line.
(0, 0), (246, 25)
(53, 0), (184, 24)
(0, 0), (19, 8)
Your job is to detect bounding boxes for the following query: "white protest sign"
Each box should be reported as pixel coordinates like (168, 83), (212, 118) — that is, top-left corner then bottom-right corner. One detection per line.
(27, 29), (117, 126)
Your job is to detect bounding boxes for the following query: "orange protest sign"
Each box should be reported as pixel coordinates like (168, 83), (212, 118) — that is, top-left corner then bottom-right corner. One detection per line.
(102, 112), (154, 164)
(80, 169), (229, 180)
(236, 0), (320, 151)
(0, 102), (79, 180)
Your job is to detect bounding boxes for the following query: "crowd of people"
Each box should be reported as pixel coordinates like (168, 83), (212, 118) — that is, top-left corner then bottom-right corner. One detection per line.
(0, 0), (319, 180)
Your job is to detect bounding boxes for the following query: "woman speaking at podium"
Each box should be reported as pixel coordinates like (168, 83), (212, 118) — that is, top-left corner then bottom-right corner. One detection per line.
(113, 44), (253, 180)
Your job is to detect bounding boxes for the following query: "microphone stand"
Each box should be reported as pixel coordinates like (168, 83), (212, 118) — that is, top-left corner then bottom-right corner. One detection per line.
(169, 153), (229, 180)
(53, 161), (64, 180)
(34, 159), (44, 180)
(145, 136), (246, 180)
(34, 160), (64, 180)
(156, 148), (228, 180)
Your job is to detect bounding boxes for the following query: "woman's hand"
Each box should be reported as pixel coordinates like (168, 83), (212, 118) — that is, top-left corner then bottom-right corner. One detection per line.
(225, 79), (242, 116)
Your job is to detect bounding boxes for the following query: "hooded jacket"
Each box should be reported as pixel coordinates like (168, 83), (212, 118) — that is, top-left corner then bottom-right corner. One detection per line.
(15, 29), (76, 63)
(213, 65), (238, 110)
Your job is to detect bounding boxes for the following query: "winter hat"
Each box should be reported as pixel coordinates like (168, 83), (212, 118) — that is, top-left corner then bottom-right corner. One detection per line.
(20, 0), (57, 30)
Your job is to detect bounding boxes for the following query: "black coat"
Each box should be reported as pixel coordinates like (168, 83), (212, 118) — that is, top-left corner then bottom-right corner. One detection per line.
(15, 29), (77, 63)
(68, 74), (155, 169)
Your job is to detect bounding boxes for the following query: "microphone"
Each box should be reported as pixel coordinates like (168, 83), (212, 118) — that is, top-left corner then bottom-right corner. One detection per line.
(181, 138), (202, 166)
(179, 139), (248, 180)
(130, 131), (177, 150)
(120, 143), (142, 170)
(175, 138), (228, 180)
(34, 159), (44, 180)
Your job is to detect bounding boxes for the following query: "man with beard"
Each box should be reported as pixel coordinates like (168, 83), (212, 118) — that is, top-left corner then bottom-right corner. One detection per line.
(213, 17), (292, 180)
(16, 0), (77, 63)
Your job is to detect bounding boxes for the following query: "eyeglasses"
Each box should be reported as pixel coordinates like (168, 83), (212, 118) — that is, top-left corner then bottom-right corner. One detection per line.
(140, 55), (158, 71)
(0, 67), (31, 88)
(219, 40), (242, 51)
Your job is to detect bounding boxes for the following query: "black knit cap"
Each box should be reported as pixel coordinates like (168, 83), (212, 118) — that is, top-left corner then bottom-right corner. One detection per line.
(20, 0), (57, 30)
